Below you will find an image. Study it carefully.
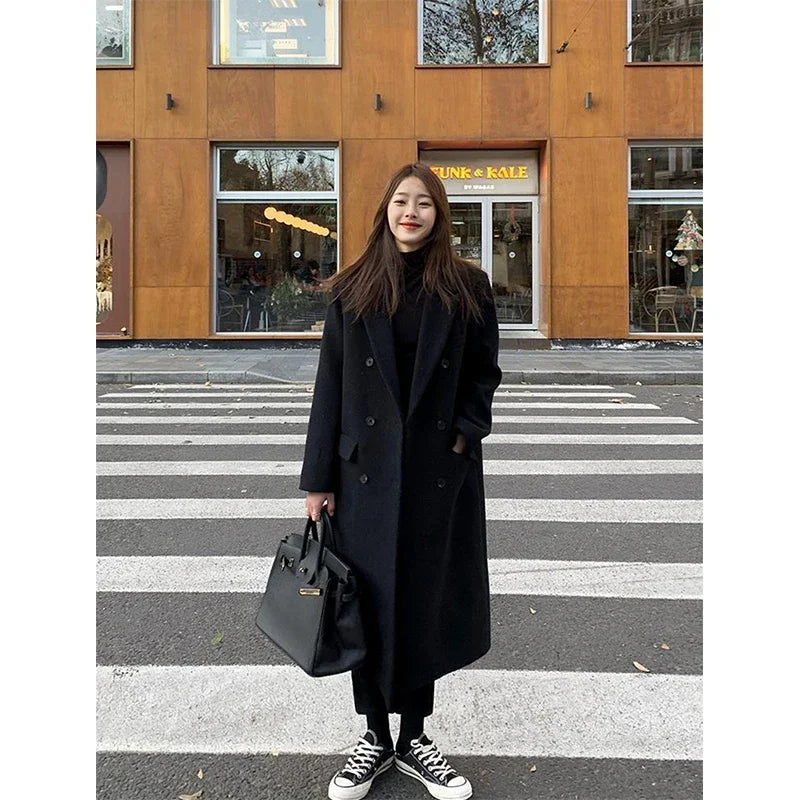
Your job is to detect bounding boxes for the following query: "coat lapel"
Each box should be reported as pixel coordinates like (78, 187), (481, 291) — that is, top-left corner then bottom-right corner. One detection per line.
(406, 291), (456, 419)
(363, 310), (403, 418)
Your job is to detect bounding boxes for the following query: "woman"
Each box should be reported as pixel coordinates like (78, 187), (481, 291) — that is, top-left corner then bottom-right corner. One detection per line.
(300, 163), (502, 800)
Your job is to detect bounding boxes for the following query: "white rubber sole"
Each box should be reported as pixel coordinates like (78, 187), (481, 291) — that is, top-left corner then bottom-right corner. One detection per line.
(395, 759), (473, 800)
(327, 756), (394, 800)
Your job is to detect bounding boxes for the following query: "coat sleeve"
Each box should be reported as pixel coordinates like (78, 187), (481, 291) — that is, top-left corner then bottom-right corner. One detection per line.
(299, 296), (343, 492)
(453, 272), (503, 454)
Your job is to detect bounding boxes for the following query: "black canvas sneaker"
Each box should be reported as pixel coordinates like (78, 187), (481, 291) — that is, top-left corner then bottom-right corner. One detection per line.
(327, 729), (394, 800)
(395, 733), (473, 800)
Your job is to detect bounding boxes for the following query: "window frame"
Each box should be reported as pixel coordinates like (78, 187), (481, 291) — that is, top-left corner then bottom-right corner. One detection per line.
(211, 0), (341, 67)
(211, 143), (341, 338)
(96, 0), (134, 69)
(626, 0), (703, 65)
(627, 140), (703, 337)
(417, 0), (549, 67)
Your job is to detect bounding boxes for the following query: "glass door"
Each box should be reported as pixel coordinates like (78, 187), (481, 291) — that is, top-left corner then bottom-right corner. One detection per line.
(449, 197), (537, 329)
(490, 199), (535, 327)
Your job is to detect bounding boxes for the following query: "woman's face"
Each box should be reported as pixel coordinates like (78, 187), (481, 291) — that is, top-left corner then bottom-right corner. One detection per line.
(387, 176), (437, 252)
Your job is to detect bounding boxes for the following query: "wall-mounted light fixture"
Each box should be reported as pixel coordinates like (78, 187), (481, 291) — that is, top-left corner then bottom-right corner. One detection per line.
(584, 91), (592, 110)
(374, 93), (382, 111)
(165, 93), (175, 110)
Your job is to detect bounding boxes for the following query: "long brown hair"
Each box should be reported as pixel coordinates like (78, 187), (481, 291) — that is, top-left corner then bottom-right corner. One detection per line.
(323, 162), (486, 322)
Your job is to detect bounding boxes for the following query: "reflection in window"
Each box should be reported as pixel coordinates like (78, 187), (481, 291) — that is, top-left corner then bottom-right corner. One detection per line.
(96, 0), (132, 66)
(219, 148), (335, 193)
(631, 146), (702, 191)
(215, 202), (338, 333)
(630, 0), (702, 62)
(421, 0), (541, 65)
(629, 204), (703, 333)
(217, 0), (338, 65)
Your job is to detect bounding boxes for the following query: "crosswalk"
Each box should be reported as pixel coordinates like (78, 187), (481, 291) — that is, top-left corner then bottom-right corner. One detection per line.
(96, 382), (703, 799)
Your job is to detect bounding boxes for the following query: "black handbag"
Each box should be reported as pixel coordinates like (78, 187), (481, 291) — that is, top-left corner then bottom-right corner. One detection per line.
(255, 509), (367, 677)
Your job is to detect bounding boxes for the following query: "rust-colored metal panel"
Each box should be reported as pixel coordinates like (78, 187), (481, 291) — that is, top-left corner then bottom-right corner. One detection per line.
(537, 140), (552, 338)
(208, 70), (276, 140)
(625, 67), (701, 138)
(134, 0), (208, 138)
(692, 68), (703, 136)
(274, 70), (342, 140)
(482, 68), (549, 140)
(550, 286), (628, 338)
(415, 69), (482, 140)
(551, 137), (628, 288)
(134, 286), (210, 338)
(96, 71), (134, 139)
(341, 0), (415, 139)
(134, 140), (210, 287)
(549, 0), (625, 138)
(341, 139), (417, 267)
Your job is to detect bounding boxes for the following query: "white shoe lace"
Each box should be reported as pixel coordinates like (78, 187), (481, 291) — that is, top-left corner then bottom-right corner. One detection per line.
(412, 738), (457, 782)
(340, 735), (385, 781)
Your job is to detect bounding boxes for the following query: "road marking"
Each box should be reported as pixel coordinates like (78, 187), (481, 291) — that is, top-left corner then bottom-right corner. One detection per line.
(96, 433), (703, 445)
(96, 555), (702, 599)
(96, 498), (702, 523)
(101, 390), (638, 399)
(112, 383), (618, 390)
(96, 401), (660, 410)
(96, 459), (703, 476)
(95, 414), (697, 426)
(96, 665), (702, 759)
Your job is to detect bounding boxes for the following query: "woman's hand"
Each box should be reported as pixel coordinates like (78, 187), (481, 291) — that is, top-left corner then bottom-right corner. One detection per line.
(451, 432), (468, 454)
(305, 491), (335, 521)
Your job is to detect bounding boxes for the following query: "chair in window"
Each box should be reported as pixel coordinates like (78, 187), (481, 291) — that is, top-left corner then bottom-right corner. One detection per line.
(217, 287), (244, 331)
(644, 286), (683, 332)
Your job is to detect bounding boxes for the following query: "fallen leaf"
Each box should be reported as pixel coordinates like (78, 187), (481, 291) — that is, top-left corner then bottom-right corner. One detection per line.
(633, 661), (650, 672)
(197, 769), (203, 779)
(178, 792), (202, 800)
(529, 608), (537, 615)
(659, 643), (670, 650)
(610, 398), (624, 404)
(530, 765), (537, 772)
(211, 632), (223, 647)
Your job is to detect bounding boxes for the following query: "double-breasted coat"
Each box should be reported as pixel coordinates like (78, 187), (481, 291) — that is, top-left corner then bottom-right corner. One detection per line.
(299, 268), (502, 710)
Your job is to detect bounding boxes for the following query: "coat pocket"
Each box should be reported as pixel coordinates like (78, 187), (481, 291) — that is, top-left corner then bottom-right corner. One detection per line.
(338, 432), (358, 462)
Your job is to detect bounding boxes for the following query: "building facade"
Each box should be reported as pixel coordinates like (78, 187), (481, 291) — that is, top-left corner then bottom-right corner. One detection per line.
(96, 0), (703, 342)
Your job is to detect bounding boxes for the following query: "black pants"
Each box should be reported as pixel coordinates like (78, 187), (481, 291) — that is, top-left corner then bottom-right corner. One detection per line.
(351, 668), (435, 717)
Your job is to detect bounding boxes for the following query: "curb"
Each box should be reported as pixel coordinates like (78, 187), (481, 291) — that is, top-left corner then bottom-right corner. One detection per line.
(97, 370), (702, 386)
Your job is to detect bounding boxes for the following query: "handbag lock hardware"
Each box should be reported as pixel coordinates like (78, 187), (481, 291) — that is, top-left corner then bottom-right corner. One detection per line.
(298, 587), (322, 596)
(280, 555), (295, 571)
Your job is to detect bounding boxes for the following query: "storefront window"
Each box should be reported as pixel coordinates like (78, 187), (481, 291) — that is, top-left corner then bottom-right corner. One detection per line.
(419, 0), (543, 65)
(628, 0), (702, 62)
(96, 0), (132, 66)
(215, 147), (338, 335)
(216, 0), (339, 65)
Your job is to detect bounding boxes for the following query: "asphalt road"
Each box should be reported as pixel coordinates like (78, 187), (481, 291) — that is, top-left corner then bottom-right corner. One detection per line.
(96, 382), (702, 800)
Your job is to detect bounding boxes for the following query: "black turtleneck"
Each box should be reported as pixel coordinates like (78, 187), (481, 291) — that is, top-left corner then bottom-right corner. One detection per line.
(393, 245), (430, 415)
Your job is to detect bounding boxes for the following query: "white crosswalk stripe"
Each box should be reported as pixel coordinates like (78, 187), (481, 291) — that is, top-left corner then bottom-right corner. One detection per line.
(95, 414), (698, 425)
(96, 556), (702, 599)
(96, 459), (703, 476)
(96, 381), (703, 791)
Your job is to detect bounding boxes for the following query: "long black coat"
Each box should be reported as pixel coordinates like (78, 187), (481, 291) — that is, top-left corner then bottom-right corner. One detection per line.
(299, 270), (502, 710)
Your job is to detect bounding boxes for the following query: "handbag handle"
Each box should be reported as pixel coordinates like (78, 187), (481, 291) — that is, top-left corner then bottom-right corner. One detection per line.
(299, 510), (335, 582)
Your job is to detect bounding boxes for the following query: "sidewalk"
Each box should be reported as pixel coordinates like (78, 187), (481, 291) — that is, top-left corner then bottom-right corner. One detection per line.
(97, 344), (702, 385)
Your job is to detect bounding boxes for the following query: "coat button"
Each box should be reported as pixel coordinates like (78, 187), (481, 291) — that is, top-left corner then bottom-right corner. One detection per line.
(365, 416), (375, 426)
(436, 477), (446, 488)
(441, 358), (450, 369)
(359, 474), (369, 484)
(365, 357), (374, 367)
(436, 419), (447, 430)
